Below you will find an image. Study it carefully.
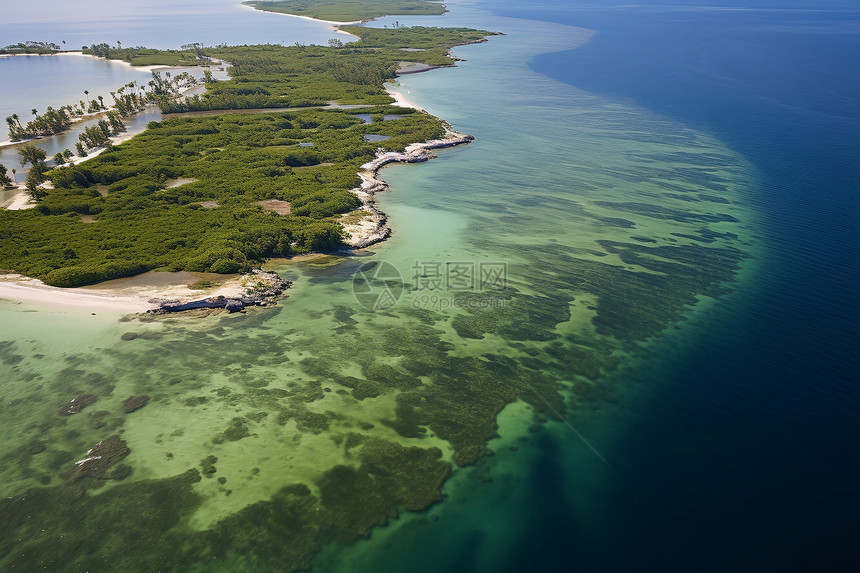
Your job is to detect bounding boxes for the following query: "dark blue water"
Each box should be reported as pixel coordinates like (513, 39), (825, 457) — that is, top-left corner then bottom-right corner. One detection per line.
(489, 1), (860, 571)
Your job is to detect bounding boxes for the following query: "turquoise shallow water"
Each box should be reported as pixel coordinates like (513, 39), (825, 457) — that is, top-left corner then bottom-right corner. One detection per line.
(0, 1), (808, 571)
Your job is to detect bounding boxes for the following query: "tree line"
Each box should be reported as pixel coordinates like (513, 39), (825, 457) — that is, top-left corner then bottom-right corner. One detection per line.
(0, 40), (61, 54)
(5, 71), (197, 143)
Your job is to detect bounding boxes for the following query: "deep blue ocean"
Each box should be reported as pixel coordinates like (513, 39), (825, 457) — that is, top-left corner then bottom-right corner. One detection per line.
(491, 1), (860, 570)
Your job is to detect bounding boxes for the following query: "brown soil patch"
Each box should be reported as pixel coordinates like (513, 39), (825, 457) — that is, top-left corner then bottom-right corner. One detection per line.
(80, 215), (97, 223)
(293, 162), (334, 170)
(195, 201), (220, 208)
(257, 199), (292, 215)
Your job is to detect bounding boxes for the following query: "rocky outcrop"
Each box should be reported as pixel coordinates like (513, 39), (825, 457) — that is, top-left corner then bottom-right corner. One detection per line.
(149, 269), (291, 315)
(69, 435), (130, 481)
(342, 122), (474, 249)
(122, 395), (149, 413)
(58, 394), (97, 415)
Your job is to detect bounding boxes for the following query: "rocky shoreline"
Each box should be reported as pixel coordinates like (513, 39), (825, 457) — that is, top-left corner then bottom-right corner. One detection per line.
(147, 269), (292, 315)
(342, 120), (474, 249)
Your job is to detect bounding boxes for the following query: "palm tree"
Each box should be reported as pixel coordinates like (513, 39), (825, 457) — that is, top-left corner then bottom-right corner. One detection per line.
(18, 144), (47, 168)
(0, 165), (14, 189)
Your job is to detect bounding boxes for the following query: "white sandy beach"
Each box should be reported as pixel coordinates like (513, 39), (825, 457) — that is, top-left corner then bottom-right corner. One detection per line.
(58, 51), (167, 73)
(386, 84), (425, 112)
(0, 271), (256, 314)
(237, 4), (360, 27)
(236, 3), (362, 41)
(0, 275), (155, 313)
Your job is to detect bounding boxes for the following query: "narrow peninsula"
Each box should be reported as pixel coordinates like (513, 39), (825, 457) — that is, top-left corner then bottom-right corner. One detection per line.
(243, 0), (447, 22)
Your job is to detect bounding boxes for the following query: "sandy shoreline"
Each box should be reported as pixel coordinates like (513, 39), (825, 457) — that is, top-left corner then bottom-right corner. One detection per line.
(0, 51), (173, 73)
(5, 190), (33, 210)
(237, 3), (362, 41)
(0, 271), (261, 314)
(0, 275), (156, 313)
(238, 3), (360, 26)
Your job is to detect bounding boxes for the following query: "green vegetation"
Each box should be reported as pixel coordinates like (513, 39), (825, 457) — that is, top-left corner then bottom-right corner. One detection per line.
(84, 43), (211, 66)
(243, 0), (446, 22)
(0, 164), (14, 188)
(0, 107), (442, 286)
(0, 41), (61, 55)
(0, 438), (450, 571)
(0, 28), (492, 287)
(160, 27), (492, 113)
(6, 101), (107, 142)
(84, 27), (492, 114)
(6, 73), (195, 142)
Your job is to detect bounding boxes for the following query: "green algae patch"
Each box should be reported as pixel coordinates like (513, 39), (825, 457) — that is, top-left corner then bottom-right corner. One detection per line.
(187, 438), (450, 570)
(0, 469), (202, 571)
(0, 436), (452, 572)
(451, 290), (570, 341)
(212, 417), (252, 444)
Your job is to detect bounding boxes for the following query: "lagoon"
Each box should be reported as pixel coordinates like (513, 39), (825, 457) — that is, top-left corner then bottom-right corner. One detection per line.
(1, 0), (344, 51)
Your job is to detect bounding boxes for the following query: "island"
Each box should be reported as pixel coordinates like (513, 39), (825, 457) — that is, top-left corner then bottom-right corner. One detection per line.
(0, 26), (496, 289)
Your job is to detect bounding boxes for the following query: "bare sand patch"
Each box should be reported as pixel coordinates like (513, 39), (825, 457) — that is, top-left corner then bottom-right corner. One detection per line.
(164, 177), (197, 188)
(5, 192), (35, 210)
(0, 274), (153, 314)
